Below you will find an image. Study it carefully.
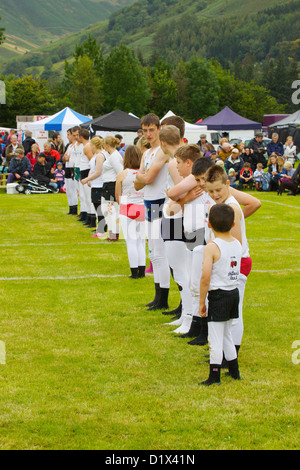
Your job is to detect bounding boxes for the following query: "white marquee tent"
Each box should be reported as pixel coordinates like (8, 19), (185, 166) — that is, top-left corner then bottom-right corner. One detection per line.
(160, 110), (207, 143)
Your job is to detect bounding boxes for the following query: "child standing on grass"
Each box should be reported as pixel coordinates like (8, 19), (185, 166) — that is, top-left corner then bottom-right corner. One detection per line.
(199, 203), (242, 386)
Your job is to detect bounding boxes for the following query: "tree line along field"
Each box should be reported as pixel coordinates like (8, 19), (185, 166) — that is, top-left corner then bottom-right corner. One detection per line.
(0, 191), (299, 450)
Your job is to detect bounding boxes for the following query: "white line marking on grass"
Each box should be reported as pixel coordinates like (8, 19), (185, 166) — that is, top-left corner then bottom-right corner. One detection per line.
(1, 269), (299, 281)
(252, 268), (300, 273)
(0, 274), (128, 281)
(0, 241), (127, 247)
(263, 200), (300, 209)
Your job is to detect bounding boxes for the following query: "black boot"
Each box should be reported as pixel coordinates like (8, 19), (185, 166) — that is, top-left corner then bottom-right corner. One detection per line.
(148, 287), (169, 310)
(87, 214), (97, 228)
(72, 205), (78, 215)
(188, 317), (208, 346)
(83, 214), (92, 226)
(129, 267), (139, 279)
(199, 364), (221, 386)
(67, 206), (72, 215)
(176, 315), (202, 338)
(78, 211), (87, 222)
(137, 266), (145, 278)
(145, 283), (160, 307)
(227, 358), (241, 380)
(162, 300), (182, 316)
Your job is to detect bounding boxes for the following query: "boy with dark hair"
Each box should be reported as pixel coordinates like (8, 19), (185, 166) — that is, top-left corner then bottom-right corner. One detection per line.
(199, 203), (242, 386)
(159, 124), (194, 333)
(167, 152), (214, 345)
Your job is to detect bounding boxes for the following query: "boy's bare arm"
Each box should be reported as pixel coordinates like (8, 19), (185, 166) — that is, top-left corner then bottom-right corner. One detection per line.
(135, 149), (168, 187)
(229, 186), (261, 218)
(228, 203), (242, 245)
(167, 174), (196, 200)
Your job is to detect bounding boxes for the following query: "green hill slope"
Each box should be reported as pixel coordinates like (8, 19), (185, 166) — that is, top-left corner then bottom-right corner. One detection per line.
(1, 0), (299, 77)
(0, 0), (137, 60)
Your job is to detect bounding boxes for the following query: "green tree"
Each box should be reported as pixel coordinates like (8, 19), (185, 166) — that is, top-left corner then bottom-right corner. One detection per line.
(148, 66), (177, 117)
(73, 34), (104, 76)
(0, 15), (5, 45)
(102, 44), (151, 116)
(0, 75), (58, 128)
(68, 55), (102, 116)
(184, 57), (220, 122)
(172, 60), (190, 118)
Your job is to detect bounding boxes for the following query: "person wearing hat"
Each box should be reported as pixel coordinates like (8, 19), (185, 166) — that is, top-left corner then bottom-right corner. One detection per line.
(197, 134), (208, 153)
(224, 148), (244, 181)
(33, 153), (58, 190)
(7, 148), (31, 184)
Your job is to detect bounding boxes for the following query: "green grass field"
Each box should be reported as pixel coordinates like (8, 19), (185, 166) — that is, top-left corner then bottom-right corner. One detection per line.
(0, 191), (299, 450)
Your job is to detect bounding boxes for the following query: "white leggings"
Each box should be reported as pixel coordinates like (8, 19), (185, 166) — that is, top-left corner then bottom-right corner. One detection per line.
(187, 245), (206, 318)
(65, 178), (78, 207)
(101, 198), (120, 234)
(81, 181), (95, 215)
(231, 273), (247, 346)
(119, 215), (145, 268)
(146, 218), (170, 288)
(164, 240), (193, 317)
(75, 178), (86, 213)
(208, 320), (237, 365)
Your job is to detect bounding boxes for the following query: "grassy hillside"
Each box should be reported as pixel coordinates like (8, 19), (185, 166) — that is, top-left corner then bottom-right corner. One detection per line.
(0, 0), (137, 61)
(1, 0), (299, 77)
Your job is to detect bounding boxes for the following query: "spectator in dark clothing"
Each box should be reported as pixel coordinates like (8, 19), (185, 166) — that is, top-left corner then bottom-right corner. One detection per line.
(248, 132), (264, 154)
(224, 148), (244, 181)
(7, 148), (31, 184)
(267, 133), (284, 157)
(33, 153), (58, 190)
(22, 131), (36, 155)
(268, 154), (281, 191)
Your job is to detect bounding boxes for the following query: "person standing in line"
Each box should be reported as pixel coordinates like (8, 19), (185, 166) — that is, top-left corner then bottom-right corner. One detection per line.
(72, 126), (87, 222)
(101, 136), (124, 241)
(167, 151), (214, 345)
(158, 124), (194, 334)
(199, 203), (242, 386)
(79, 128), (96, 229)
(134, 114), (170, 311)
(204, 165), (253, 360)
(115, 145), (146, 278)
(81, 137), (107, 238)
(63, 128), (78, 215)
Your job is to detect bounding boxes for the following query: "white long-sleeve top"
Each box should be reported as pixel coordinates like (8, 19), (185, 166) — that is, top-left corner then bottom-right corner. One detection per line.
(102, 150), (123, 183)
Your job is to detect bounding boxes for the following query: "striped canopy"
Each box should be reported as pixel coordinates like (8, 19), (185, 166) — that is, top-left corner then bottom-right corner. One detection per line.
(28, 107), (91, 132)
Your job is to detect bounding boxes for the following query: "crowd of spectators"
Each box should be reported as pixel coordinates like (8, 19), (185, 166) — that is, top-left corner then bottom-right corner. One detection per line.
(0, 129), (66, 191)
(0, 128), (299, 196)
(207, 132), (300, 195)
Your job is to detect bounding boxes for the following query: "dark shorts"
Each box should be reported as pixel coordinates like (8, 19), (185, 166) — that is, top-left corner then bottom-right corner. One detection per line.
(80, 169), (90, 179)
(208, 288), (239, 322)
(102, 182), (116, 202)
(91, 187), (103, 205)
(144, 198), (165, 222)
